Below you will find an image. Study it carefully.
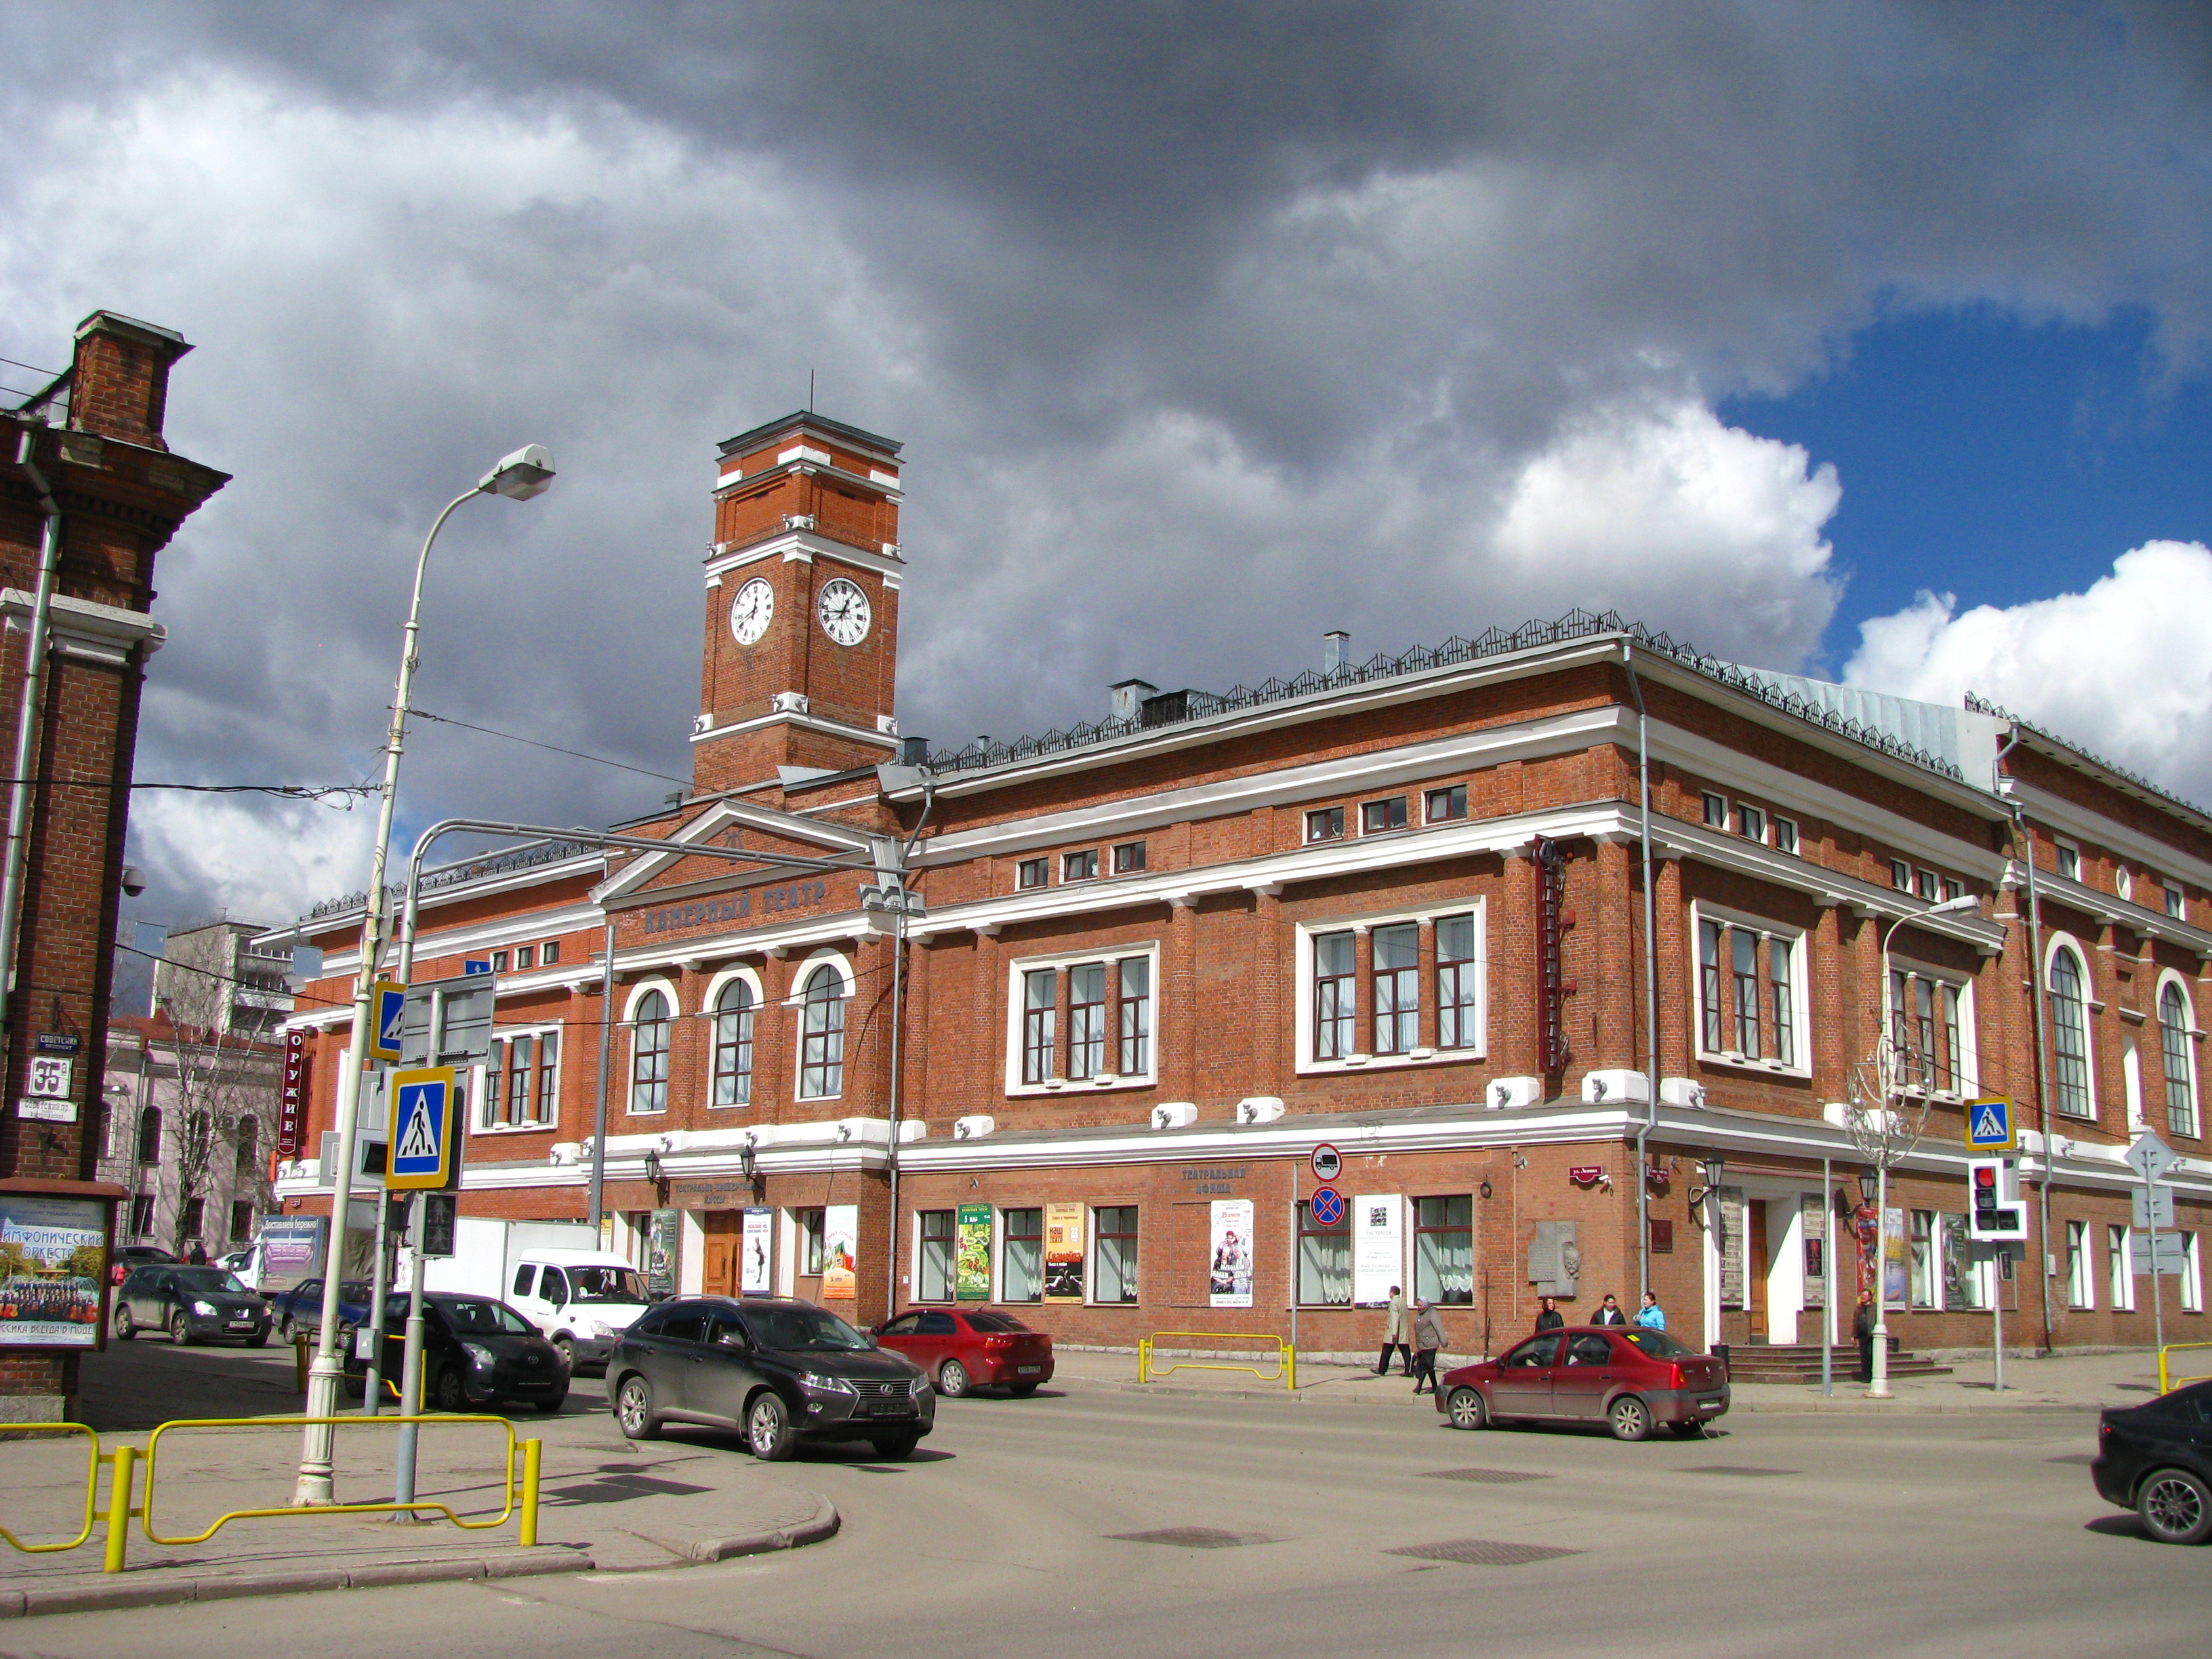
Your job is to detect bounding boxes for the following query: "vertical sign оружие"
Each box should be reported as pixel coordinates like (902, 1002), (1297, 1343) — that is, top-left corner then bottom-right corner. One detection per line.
(279, 1030), (311, 1158)
(956, 1204), (994, 1300)
(1044, 1202), (1085, 1302)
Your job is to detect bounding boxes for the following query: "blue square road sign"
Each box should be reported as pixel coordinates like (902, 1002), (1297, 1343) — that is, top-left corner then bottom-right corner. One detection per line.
(1965, 1097), (2015, 1153)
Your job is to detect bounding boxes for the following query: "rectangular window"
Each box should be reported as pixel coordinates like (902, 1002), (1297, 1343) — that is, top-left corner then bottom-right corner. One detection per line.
(1413, 1195), (1473, 1305)
(917, 1210), (955, 1302)
(1017, 857), (1048, 890)
(181, 1197), (205, 1241)
(483, 1036), (506, 1128)
(1371, 922), (1420, 1055)
(1698, 913), (1805, 1070)
(1305, 806), (1345, 843)
(515, 945), (536, 970)
(1002, 1208), (1043, 1303)
(2056, 840), (2081, 881)
(542, 940), (559, 965)
(492, 949), (510, 973)
(1063, 848), (1099, 882)
(1737, 804), (1765, 842)
(479, 1027), (560, 1128)
(2163, 986), (2198, 1140)
(1118, 957), (1151, 1076)
(129, 1194), (153, 1237)
(1112, 840), (1146, 874)
(1942, 879), (1965, 903)
(1732, 928), (1761, 1059)
(1425, 785), (1467, 823)
(1769, 938), (1795, 1066)
(1702, 792), (1727, 827)
(2049, 949), (2093, 1118)
(1909, 1210), (1938, 1309)
(537, 1031), (560, 1120)
(2066, 1220), (2093, 1309)
(1314, 930), (1357, 1060)
(712, 988), (754, 1108)
(1022, 968), (1059, 1084)
(1296, 1200), (1351, 1306)
(1773, 816), (1799, 855)
(1069, 962), (1107, 1079)
(1094, 1206), (1139, 1304)
(2110, 1225), (2136, 1311)
(1915, 869), (1938, 900)
(1436, 913), (1479, 1049)
(2167, 884), (2186, 920)
(800, 1208), (826, 1276)
(1699, 919), (1725, 1052)
(228, 1200), (254, 1244)
(2184, 1234), (2204, 1314)
(1361, 796), (1408, 834)
(507, 1033), (535, 1123)
(1891, 859), (1911, 891)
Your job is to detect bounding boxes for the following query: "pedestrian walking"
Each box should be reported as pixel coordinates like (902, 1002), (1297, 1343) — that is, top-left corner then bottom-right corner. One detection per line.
(1534, 1295), (1564, 1332)
(1591, 1292), (1626, 1326)
(1411, 1300), (1446, 1394)
(1853, 1288), (1876, 1384)
(1376, 1285), (1412, 1376)
(1633, 1290), (1666, 1330)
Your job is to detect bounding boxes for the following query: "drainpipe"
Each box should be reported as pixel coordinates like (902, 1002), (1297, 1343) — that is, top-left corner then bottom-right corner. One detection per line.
(588, 908), (615, 1231)
(1, 427), (64, 1057)
(1994, 726), (2056, 1354)
(1621, 644), (1662, 1300)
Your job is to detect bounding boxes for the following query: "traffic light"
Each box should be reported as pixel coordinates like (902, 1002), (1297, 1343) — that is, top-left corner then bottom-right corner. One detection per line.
(1967, 1159), (2026, 1240)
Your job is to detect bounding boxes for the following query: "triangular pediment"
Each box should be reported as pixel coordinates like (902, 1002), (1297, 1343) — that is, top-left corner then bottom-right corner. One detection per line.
(593, 797), (890, 904)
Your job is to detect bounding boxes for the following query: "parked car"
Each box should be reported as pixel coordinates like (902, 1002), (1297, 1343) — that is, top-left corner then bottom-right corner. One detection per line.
(112, 1265), (272, 1346)
(345, 1292), (569, 1414)
(2093, 1379), (2212, 1544)
(110, 1244), (178, 1286)
(872, 1309), (1054, 1397)
(607, 1295), (935, 1460)
(1435, 1325), (1731, 1441)
(271, 1277), (372, 1340)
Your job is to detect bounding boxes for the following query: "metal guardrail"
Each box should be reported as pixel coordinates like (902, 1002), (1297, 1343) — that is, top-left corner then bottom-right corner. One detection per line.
(0, 1424), (102, 1556)
(2156, 1342), (2212, 1393)
(1137, 1332), (1296, 1391)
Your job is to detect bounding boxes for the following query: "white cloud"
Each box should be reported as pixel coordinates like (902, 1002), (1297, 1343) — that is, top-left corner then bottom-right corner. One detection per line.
(130, 790), (380, 929)
(1843, 540), (2212, 803)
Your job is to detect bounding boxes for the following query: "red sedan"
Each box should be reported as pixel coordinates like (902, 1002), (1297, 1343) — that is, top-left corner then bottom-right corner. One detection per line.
(874, 1309), (1054, 1397)
(1435, 1325), (1730, 1441)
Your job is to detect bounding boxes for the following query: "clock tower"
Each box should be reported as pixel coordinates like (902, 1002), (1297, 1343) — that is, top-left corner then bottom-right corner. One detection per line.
(692, 411), (906, 796)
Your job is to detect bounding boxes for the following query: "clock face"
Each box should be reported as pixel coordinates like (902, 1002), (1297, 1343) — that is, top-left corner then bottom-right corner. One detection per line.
(729, 577), (775, 645)
(817, 577), (872, 646)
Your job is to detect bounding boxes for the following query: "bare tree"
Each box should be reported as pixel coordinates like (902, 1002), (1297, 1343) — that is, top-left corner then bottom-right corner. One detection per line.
(152, 956), (282, 1258)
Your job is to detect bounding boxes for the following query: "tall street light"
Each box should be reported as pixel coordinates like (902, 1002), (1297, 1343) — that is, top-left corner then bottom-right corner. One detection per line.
(1861, 891), (1980, 1401)
(293, 445), (554, 1507)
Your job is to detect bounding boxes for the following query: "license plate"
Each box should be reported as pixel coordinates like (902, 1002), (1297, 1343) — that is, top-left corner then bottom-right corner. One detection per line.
(1697, 1395), (1723, 1410)
(1017, 1365), (1042, 1374)
(866, 1401), (918, 1418)
(228, 1319), (253, 1328)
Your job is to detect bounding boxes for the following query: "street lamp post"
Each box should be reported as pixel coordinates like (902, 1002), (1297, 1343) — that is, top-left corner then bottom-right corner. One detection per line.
(292, 447), (554, 1507)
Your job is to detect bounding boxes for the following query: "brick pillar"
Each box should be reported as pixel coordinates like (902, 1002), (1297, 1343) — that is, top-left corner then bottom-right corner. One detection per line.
(1249, 884), (1284, 1092)
(1164, 897), (1196, 1101)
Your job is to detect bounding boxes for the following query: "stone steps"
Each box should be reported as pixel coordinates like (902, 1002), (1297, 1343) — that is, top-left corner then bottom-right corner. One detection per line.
(1722, 1340), (1954, 1382)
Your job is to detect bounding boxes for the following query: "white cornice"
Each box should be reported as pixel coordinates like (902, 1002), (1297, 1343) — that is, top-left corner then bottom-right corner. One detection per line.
(594, 796), (884, 904)
(704, 529), (905, 583)
(2009, 779), (2212, 894)
(690, 707), (900, 752)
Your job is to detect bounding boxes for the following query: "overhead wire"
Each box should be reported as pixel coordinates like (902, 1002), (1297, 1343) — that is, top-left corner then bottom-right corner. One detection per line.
(409, 708), (690, 787)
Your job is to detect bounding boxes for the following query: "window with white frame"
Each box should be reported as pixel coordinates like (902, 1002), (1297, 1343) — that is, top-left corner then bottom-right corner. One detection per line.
(1371, 923), (1419, 1055)
(1736, 803), (1765, 842)
(1118, 958), (1151, 1076)
(1063, 848), (1099, 882)
(2047, 940), (2094, 1118)
(1915, 869), (1938, 900)
(1702, 792), (1727, 828)
(916, 1210), (954, 1302)
(1694, 906), (1808, 1071)
(798, 962), (848, 1099)
(1305, 806), (1345, 843)
(2165, 882), (2186, 920)
(1093, 1205), (1139, 1303)
(1069, 962), (1109, 1078)
(1889, 963), (1971, 1095)
(2055, 838), (2081, 881)
(1017, 857), (1048, 890)
(1298, 905), (1484, 1069)
(1891, 859), (1910, 891)
(1946, 1215), (1990, 1309)
(1002, 1207), (1043, 1302)
(2160, 978), (2198, 1139)
(627, 989), (671, 1114)
(483, 1025), (561, 1129)
(1437, 912), (1480, 1050)
(2184, 1233), (2205, 1314)
(2109, 1224), (2136, 1311)
(1773, 815), (1799, 855)
(710, 976), (756, 1107)
(1296, 1200), (1350, 1305)
(2116, 867), (2134, 903)
(1313, 930), (1357, 1060)
(1361, 796), (1408, 834)
(1005, 945), (1160, 1092)
(1021, 968), (1057, 1084)
(1425, 784), (1467, 823)
(2066, 1220), (2093, 1309)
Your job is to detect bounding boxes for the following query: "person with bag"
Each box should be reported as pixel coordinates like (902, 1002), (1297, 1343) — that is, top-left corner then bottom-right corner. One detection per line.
(1410, 1299), (1447, 1395)
(1375, 1285), (1412, 1376)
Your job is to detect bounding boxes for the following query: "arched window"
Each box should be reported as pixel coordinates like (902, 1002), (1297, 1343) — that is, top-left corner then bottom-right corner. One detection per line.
(799, 964), (846, 1099)
(712, 979), (756, 1107)
(630, 989), (670, 1113)
(2047, 945), (2092, 1118)
(2160, 980), (2198, 1139)
(235, 1115), (258, 1175)
(136, 1107), (161, 1165)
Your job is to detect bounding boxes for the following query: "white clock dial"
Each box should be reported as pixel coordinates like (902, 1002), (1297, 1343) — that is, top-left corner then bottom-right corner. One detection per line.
(817, 577), (872, 646)
(729, 577), (775, 645)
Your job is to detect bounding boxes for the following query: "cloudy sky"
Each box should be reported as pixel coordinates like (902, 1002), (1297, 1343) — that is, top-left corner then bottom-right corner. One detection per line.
(3, 3), (2209, 989)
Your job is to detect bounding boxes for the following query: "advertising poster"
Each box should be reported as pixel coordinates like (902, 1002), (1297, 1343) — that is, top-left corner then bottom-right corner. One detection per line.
(0, 1195), (106, 1346)
(956, 1204), (994, 1301)
(1208, 1198), (1254, 1307)
(1881, 1206), (1909, 1311)
(821, 1204), (858, 1300)
(1800, 1193), (1826, 1308)
(1044, 1202), (1085, 1302)
(648, 1208), (682, 1300)
(741, 1207), (773, 1295)
(259, 1215), (325, 1294)
(1351, 1193), (1404, 1307)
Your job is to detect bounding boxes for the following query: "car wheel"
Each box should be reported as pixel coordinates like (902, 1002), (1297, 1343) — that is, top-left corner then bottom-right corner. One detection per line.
(112, 1305), (135, 1341)
(532, 1388), (569, 1414)
(1608, 1394), (1653, 1442)
(871, 1433), (920, 1460)
(249, 1330), (270, 1349)
(615, 1374), (661, 1441)
(1666, 1420), (1705, 1439)
(553, 1335), (576, 1371)
(1010, 1382), (1039, 1397)
(1446, 1387), (1488, 1431)
(169, 1310), (194, 1346)
(937, 1359), (971, 1398)
(277, 1313), (293, 1339)
(431, 1366), (468, 1413)
(342, 1372), (365, 1401)
(2138, 1467), (2212, 1545)
(747, 1390), (797, 1461)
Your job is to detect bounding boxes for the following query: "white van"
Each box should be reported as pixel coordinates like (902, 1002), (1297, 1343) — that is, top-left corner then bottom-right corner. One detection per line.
(503, 1250), (654, 1372)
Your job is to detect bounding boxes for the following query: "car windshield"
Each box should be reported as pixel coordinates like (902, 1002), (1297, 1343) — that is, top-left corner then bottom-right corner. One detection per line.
(1620, 1329), (1694, 1359)
(434, 1298), (536, 1336)
(964, 1313), (1031, 1332)
(172, 1269), (251, 1294)
(746, 1305), (872, 1353)
(566, 1266), (650, 1305)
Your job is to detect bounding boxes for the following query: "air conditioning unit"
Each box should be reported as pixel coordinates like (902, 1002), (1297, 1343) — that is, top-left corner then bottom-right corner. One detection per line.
(1660, 1077), (1708, 1109)
(1235, 1097), (1286, 1125)
(1150, 1102), (1199, 1130)
(1487, 1076), (1541, 1110)
(953, 1115), (996, 1141)
(1580, 1069), (1651, 1105)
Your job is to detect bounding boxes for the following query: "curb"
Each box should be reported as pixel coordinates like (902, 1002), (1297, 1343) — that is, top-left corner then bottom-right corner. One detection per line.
(0, 1548), (594, 1621)
(642, 1492), (840, 1565)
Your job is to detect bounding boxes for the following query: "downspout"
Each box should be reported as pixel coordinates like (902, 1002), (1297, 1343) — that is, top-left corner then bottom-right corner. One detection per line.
(1995, 725), (2055, 1353)
(1, 427), (64, 1050)
(589, 907), (616, 1231)
(885, 773), (936, 1307)
(1622, 644), (1661, 1300)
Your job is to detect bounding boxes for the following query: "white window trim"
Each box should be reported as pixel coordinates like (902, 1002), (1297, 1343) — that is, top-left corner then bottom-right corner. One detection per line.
(2053, 836), (2082, 881)
(1772, 815), (1800, 857)
(2115, 866), (2134, 903)
(1885, 950), (1983, 1101)
(1002, 941), (1162, 1097)
(2110, 1224), (2136, 1312)
(790, 949), (855, 1102)
(1088, 1204), (1139, 1307)
(2043, 932), (2097, 1120)
(2066, 1218), (2094, 1311)
(1357, 794), (1412, 837)
(1688, 900), (1813, 1080)
(620, 977), (680, 1117)
(472, 1020), (565, 1134)
(2183, 1233), (2203, 1314)
(1422, 783), (1467, 825)
(702, 964), (766, 1111)
(1293, 898), (1488, 1077)
(2154, 968), (2202, 1139)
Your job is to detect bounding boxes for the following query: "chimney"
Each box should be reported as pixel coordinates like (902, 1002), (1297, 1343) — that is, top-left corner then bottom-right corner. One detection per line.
(1323, 630), (1350, 674)
(897, 735), (928, 766)
(70, 310), (192, 449)
(1109, 679), (1158, 722)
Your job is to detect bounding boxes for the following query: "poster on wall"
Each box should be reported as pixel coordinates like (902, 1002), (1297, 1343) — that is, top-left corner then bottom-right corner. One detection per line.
(956, 1204), (993, 1300)
(1881, 1206), (1908, 1310)
(647, 1209), (682, 1299)
(1351, 1193), (1404, 1307)
(741, 1208), (773, 1295)
(0, 1195), (106, 1347)
(821, 1204), (858, 1300)
(1208, 1199), (1254, 1307)
(1044, 1202), (1084, 1302)
(1800, 1193), (1826, 1309)
(1719, 1189), (1746, 1308)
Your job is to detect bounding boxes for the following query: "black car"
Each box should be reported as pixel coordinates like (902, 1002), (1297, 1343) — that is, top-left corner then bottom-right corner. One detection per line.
(113, 1265), (271, 1345)
(2093, 1379), (2212, 1544)
(606, 1295), (935, 1460)
(346, 1292), (570, 1414)
(110, 1244), (179, 1286)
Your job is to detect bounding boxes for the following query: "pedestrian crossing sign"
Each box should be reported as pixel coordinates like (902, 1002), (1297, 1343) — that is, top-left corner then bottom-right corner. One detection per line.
(370, 981), (407, 1061)
(386, 1065), (459, 1189)
(1965, 1097), (2016, 1153)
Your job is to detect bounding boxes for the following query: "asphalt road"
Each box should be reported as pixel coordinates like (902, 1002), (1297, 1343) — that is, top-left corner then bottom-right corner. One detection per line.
(18, 1361), (2207, 1658)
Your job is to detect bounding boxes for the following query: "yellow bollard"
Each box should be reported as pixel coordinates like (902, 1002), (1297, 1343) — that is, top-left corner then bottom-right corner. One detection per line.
(518, 1438), (541, 1548)
(102, 1446), (134, 1574)
(1286, 1344), (1296, 1391)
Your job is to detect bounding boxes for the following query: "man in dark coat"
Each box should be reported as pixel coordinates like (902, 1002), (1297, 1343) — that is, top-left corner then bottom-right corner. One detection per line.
(1591, 1293), (1626, 1326)
(1534, 1295), (1564, 1332)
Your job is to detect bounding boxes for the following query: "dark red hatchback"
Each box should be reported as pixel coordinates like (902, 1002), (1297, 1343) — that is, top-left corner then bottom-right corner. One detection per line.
(874, 1309), (1054, 1397)
(1435, 1326), (1730, 1441)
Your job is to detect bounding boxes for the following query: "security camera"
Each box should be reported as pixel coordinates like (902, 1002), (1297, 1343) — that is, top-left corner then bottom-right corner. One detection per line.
(119, 865), (146, 898)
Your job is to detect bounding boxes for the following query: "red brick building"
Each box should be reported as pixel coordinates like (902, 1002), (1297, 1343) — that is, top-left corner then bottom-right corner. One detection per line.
(1, 314), (227, 1418)
(272, 408), (2211, 1366)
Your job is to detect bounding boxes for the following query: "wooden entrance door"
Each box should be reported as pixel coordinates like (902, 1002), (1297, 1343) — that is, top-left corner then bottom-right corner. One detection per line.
(1747, 1202), (1769, 1340)
(702, 1211), (741, 1296)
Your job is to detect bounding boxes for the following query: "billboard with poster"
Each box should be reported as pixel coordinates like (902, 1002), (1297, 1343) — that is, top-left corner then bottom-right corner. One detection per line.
(1208, 1199), (1254, 1307)
(956, 1204), (993, 1300)
(1351, 1194), (1404, 1307)
(1044, 1202), (1084, 1302)
(741, 1208), (773, 1295)
(1882, 1206), (1908, 1311)
(821, 1204), (858, 1300)
(0, 1194), (106, 1346)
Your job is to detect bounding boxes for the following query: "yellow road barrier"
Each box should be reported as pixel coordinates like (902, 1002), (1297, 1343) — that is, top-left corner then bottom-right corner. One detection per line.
(1138, 1332), (1295, 1390)
(2156, 1342), (2212, 1393)
(0, 1423), (101, 1556)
